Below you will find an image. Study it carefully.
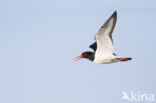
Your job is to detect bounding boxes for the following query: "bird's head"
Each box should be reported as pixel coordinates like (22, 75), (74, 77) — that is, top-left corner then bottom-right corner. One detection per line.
(73, 52), (94, 61)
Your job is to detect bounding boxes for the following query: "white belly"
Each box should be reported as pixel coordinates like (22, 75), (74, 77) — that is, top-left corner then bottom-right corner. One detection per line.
(93, 55), (118, 64)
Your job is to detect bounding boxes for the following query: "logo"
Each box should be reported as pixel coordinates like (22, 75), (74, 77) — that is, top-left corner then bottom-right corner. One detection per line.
(121, 90), (155, 102)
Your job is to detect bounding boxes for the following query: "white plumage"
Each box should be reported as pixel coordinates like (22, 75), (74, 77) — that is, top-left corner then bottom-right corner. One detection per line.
(73, 11), (132, 64)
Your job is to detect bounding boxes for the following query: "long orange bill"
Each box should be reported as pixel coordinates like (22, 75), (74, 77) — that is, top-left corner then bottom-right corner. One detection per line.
(73, 55), (83, 61)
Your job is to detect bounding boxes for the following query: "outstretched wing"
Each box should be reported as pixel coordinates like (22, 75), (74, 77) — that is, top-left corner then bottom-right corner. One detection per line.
(95, 11), (117, 58)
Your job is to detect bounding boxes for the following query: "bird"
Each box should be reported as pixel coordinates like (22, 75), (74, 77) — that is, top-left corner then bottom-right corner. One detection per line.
(73, 11), (132, 64)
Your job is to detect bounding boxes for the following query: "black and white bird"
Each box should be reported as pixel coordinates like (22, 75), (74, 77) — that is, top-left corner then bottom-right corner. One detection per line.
(73, 11), (132, 64)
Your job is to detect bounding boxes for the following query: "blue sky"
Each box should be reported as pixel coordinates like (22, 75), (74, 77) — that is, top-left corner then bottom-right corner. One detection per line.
(0, 0), (156, 103)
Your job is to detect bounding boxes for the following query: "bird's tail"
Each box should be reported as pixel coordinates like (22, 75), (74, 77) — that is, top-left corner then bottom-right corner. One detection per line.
(117, 57), (132, 61)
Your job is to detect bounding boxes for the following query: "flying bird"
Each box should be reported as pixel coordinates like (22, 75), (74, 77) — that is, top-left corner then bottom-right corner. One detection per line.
(73, 11), (132, 64)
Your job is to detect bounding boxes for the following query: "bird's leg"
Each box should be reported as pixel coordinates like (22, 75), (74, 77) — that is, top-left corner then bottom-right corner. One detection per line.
(117, 58), (132, 61)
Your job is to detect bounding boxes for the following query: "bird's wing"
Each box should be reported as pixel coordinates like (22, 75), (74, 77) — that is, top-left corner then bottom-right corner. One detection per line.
(94, 11), (117, 58)
(89, 42), (97, 51)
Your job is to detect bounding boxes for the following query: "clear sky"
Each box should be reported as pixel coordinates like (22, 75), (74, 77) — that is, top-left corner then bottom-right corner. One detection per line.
(0, 0), (156, 103)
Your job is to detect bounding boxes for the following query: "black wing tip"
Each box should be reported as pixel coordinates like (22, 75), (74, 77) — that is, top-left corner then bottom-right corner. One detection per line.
(113, 11), (117, 14)
(111, 11), (117, 18)
(89, 42), (97, 52)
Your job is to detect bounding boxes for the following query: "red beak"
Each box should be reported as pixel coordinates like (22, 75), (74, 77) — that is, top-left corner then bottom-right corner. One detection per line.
(73, 55), (83, 61)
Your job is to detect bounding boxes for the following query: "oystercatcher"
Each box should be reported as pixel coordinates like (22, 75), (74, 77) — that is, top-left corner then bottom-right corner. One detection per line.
(73, 11), (132, 64)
